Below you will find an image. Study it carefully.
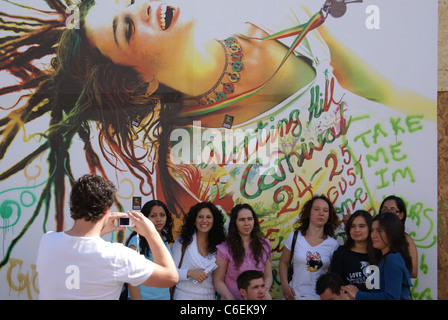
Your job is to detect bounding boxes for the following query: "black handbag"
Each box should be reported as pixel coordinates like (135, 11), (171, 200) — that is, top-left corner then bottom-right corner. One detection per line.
(287, 230), (299, 282)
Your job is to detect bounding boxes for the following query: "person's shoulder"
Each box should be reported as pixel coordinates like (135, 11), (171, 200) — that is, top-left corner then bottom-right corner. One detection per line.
(262, 237), (271, 246)
(332, 244), (347, 255)
(324, 235), (338, 245)
(42, 230), (59, 237)
(385, 252), (406, 266)
(126, 233), (138, 247)
(288, 230), (301, 240)
(40, 231), (63, 242)
(216, 240), (229, 251)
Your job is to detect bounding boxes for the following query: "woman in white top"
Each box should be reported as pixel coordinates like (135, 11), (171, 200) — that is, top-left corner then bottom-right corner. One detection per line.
(279, 195), (339, 300)
(171, 202), (226, 300)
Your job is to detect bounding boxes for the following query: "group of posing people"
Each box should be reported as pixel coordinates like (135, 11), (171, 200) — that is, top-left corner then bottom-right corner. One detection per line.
(124, 185), (416, 300)
(36, 174), (416, 300)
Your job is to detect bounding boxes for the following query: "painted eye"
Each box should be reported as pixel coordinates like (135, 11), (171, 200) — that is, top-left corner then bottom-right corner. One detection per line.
(124, 16), (135, 43)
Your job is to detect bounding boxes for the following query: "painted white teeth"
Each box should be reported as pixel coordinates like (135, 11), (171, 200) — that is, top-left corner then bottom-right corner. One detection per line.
(160, 3), (167, 30)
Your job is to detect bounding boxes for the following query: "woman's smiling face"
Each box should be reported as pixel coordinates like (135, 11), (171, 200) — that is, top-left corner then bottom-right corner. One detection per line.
(84, 0), (190, 81)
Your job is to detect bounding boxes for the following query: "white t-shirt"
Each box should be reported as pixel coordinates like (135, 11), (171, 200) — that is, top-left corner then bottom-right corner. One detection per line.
(284, 230), (338, 299)
(171, 234), (217, 300)
(36, 231), (154, 300)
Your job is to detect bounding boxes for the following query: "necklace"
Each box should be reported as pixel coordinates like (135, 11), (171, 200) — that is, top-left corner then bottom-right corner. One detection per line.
(179, 10), (325, 118)
(192, 37), (244, 105)
(178, 1), (362, 118)
(198, 245), (208, 257)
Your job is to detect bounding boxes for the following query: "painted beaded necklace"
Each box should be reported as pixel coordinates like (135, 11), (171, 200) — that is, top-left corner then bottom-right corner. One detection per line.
(191, 37), (244, 106)
(179, 0), (361, 118)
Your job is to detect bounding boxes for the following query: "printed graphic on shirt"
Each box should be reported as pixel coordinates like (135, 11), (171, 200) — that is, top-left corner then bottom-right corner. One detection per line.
(305, 251), (323, 272)
(347, 261), (370, 286)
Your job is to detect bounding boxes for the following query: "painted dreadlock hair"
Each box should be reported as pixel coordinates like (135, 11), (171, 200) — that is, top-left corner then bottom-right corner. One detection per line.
(0, 0), (183, 268)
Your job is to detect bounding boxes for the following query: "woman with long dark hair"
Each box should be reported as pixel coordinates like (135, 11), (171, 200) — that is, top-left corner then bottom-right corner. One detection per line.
(171, 202), (226, 300)
(214, 203), (272, 300)
(379, 195), (418, 278)
(125, 200), (174, 299)
(330, 210), (375, 292)
(344, 212), (412, 300)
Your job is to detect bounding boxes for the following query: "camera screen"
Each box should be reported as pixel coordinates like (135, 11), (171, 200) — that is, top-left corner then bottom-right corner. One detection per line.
(119, 217), (130, 226)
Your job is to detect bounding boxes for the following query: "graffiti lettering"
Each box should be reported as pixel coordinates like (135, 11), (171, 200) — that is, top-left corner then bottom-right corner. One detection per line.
(273, 174), (313, 218)
(354, 116), (424, 148)
(307, 74), (343, 126)
(240, 106), (350, 199)
(6, 258), (38, 300)
(375, 166), (416, 189)
(333, 187), (369, 214)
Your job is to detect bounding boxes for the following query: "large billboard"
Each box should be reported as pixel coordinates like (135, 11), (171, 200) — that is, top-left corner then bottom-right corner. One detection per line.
(0, 0), (438, 299)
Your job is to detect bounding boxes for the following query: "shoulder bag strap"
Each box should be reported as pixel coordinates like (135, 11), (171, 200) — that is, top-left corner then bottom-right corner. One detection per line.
(290, 230), (299, 263)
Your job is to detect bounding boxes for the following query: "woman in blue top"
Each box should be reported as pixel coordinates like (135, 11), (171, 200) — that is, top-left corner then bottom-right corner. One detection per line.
(125, 200), (175, 300)
(344, 212), (412, 300)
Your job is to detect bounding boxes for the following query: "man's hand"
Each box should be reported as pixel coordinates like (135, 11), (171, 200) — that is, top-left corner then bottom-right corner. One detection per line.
(101, 211), (127, 236)
(127, 210), (158, 239)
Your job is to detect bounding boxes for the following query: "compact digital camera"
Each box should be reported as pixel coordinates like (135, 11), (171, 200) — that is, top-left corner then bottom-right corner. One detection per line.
(118, 215), (135, 227)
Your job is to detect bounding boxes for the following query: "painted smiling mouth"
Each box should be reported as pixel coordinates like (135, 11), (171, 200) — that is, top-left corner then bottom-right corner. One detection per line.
(160, 3), (174, 30)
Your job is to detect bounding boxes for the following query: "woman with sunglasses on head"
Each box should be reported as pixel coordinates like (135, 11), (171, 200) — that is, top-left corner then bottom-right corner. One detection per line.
(379, 195), (418, 278)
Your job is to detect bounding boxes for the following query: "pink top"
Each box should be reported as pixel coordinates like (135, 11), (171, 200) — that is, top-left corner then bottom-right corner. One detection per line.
(216, 238), (271, 300)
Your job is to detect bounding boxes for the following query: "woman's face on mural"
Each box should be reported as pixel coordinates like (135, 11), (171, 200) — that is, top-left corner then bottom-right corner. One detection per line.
(84, 0), (194, 85)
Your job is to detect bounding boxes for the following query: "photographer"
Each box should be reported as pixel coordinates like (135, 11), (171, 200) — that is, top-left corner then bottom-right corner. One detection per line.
(36, 174), (178, 299)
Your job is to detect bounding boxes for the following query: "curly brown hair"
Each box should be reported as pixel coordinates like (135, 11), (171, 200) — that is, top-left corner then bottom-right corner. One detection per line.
(69, 174), (116, 222)
(295, 195), (339, 238)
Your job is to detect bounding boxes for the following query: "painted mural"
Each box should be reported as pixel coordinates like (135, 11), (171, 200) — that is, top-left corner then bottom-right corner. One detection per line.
(0, 0), (438, 299)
